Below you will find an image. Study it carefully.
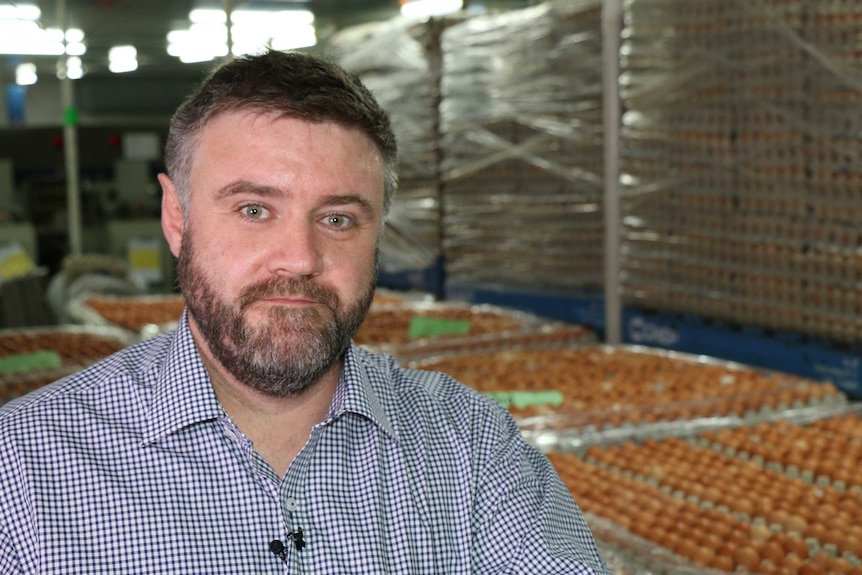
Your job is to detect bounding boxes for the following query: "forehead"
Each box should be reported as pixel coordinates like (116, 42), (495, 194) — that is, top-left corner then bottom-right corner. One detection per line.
(191, 110), (385, 192)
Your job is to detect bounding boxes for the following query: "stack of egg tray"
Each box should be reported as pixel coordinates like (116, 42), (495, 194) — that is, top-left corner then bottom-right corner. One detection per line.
(327, 16), (457, 272)
(619, 0), (862, 346)
(66, 293), (186, 340)
(0, 325), (137, 406)
(406, 343), (846, 451)
(550, 403), (862, 574)
(356, 300), (594, 355)
(438, 0), (605, 292)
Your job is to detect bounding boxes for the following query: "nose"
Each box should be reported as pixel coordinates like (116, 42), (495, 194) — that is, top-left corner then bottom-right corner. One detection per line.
(266, 221), (323, 277)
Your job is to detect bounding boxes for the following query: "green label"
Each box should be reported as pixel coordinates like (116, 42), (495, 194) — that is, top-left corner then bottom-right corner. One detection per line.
(408, 316), (471, 339)
(63, 107), (79, 126)
(0, 350), (63, 375)
(484, 390), (564, 410)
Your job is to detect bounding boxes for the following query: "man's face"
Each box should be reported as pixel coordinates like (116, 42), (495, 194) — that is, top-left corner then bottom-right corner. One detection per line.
(164, 111), (385, 397)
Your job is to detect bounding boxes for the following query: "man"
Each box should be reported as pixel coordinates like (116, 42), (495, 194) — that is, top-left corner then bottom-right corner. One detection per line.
(0, 50), (609, 573)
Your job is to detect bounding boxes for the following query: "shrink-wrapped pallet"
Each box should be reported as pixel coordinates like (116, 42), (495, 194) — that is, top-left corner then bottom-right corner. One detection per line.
(439, 1), (604, 292)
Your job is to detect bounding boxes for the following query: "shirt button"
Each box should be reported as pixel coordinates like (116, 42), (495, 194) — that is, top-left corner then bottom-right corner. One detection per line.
(285, 497), (299, 511)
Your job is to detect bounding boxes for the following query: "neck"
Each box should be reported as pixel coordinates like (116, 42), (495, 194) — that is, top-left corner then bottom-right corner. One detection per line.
(189, 319), (341, 477)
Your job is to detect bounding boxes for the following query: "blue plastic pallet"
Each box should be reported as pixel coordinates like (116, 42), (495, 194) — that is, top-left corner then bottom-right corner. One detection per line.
(623, 309), (862, 400)
(377, 259), (445, 299)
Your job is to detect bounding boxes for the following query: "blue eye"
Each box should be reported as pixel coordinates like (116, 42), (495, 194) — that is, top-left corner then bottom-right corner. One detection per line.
(241, 204), (269, 219)
(324, 214), (352, 229)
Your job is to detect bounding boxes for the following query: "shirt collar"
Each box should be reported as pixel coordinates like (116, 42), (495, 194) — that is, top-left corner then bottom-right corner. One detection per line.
(142, 312), (224, 445)
(331, 342), (397, 441)
(143, 313), (397, 445)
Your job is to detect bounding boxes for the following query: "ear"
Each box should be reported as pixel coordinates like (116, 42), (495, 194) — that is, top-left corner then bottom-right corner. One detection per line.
(159, 173), (184, 258)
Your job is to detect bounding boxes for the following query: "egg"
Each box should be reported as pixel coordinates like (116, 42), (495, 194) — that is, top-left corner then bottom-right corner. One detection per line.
(733, 545), (761, 571)
(760, 540), (785, 564)
(798, 563), (826, 575)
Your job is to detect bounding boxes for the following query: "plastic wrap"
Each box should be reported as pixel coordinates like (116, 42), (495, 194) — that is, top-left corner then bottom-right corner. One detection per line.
(408, 342), (845, 451)
(620, 0), (862, 346)
(439, 0), (604, 291)
(326, 16), (457, 272)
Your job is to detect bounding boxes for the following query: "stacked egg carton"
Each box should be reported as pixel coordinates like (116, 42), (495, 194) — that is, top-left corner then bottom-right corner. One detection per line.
(620, 0), (862, 346)
(326, 16), (453, 274)
(439, 0), (604, 292)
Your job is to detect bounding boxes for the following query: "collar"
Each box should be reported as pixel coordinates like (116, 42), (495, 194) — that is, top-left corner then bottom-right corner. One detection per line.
(330, 342), (397, 441)
(142, 313), (397, 445)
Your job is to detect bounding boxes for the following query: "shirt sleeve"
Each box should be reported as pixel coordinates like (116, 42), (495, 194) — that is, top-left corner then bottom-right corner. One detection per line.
(469, 407), (611, 574)
(0, 526), (23, 575)
(0, 435), (39, 575)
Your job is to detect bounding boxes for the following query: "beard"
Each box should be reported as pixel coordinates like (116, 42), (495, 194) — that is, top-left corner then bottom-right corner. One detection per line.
(176, 228), (377, 398)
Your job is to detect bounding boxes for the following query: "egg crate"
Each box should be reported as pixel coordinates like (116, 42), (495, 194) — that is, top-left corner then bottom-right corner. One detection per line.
(0, 325), (136, 406)
(355, 300), (578, 352)
(371, 289), (436, 307)
(0, 325), (136, 368)
(66, 294), (185, 339)
(549, 412), (862, 575)
(0, 366), (79, 407)
(409, 343), (844, 448)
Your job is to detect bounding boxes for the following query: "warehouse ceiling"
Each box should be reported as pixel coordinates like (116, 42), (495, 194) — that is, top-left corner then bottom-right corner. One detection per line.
(26, 0), (405, 78)
(1, 0), (538, 124)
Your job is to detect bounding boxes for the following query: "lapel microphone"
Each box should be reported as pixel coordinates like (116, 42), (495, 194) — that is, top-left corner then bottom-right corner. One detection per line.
(269, 527), (305, 562)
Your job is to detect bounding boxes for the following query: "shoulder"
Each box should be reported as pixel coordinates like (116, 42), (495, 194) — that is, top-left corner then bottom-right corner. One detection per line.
(0, 331), (175, 434)
(352, 345), (521, 447)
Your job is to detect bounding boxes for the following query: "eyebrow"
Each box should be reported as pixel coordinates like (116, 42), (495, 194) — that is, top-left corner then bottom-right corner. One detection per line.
(214, 180), (376, 216)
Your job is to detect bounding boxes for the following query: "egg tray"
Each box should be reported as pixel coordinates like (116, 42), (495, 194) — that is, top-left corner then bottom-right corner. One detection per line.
(0, 325), (137, 366)
(394, 323), (597, 364)
(0, 325), (137, 406)
(356, 300), (585, 352)
(551, 408), (862, 575)
(588, 513), (724, 575)
(407, 342), (845, 449)
(0, 366), (80, 407)
(66, 293), (185, 339)
(371, 288), (436, 306)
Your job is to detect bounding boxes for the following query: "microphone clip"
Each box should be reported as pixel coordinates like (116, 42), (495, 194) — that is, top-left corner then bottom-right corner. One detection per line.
(288, 527), (305, 551)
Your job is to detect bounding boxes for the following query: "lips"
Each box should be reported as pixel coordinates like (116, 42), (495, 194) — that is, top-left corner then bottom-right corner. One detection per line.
(239, 278), (338, 312)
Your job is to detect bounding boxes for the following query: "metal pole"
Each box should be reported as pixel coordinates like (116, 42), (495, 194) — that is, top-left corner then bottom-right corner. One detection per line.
(602, 0), (622, 343)
(57, 0), (82, 255)
(225, 0), (234, 57)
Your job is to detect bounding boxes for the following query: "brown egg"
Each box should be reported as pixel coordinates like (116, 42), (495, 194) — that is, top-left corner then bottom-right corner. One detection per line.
(690, 545), (715, 567)
(769, 508), (791, 526)
(750, 523), (773, 542)
(709, 554), (735, 572)
(799, 563), (826, 575)
(733, 545), (761, 571)
(841, 533), (862, 557)
(784, 513), (808, 535)
(760, 540), (785, 565)
(780, 553), (805, 572)
(781, 536), (809, 560)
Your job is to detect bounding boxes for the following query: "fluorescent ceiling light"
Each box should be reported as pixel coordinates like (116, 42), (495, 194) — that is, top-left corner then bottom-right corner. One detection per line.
(0, 3), (40, 20)
(0, 19), (86, 56)
(15, 62), (37, 86)
(65, 28), (85, 43)
(168, 6), (316, 63)
(400, 0), (462, 18)
(109, 45), (138, 73)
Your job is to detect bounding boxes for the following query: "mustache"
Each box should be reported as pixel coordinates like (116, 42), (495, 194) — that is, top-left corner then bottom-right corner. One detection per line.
(238, 277), (340, 311)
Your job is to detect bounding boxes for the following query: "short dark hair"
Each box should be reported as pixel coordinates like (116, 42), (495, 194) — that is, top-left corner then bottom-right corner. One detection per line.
(164, 49), (398, 214)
